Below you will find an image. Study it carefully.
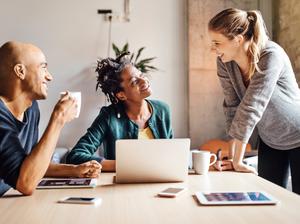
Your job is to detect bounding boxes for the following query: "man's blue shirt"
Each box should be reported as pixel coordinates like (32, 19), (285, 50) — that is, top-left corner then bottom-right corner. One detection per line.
(0, 99), (39, 196)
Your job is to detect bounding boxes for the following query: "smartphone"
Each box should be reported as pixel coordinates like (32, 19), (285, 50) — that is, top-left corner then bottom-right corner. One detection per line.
(157, 187), (186, 198)
(58, 197), (101, 205)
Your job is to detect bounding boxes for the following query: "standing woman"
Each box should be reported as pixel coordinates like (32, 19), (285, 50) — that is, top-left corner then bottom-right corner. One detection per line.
(66, 52), (173, 171)
(208, 8), (300, 194)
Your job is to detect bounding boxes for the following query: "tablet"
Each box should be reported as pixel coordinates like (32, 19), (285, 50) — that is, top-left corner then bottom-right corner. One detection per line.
(195, 191), (278, 205)
(37, 178), (97, 189)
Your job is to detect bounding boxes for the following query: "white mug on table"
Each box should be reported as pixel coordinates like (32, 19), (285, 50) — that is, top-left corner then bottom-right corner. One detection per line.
(191, 150), (217, 175)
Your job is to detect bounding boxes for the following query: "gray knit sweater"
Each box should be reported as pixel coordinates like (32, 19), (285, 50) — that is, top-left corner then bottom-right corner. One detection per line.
(217, 40), (300, 150)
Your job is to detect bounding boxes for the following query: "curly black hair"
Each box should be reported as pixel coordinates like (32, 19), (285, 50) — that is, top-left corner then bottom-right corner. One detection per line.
(95, 52), (131, 104)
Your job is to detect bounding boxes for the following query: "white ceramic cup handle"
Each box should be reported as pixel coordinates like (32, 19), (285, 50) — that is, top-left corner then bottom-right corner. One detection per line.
(209, 154), (217, 166)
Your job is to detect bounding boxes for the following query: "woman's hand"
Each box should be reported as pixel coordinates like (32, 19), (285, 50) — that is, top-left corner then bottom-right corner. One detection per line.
(73, 160), (102, 178)
(214, 160), (257, 174)
(214, 160), (234, 171)
(232, 162), (258, 174)
(100, 160), (116, 172)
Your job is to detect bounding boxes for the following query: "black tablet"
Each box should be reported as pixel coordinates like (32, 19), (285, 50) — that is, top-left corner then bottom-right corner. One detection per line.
(37, 178), (97, 189)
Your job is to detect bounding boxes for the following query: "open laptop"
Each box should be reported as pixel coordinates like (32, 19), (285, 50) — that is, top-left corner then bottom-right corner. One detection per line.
(115, 138), (190, 183)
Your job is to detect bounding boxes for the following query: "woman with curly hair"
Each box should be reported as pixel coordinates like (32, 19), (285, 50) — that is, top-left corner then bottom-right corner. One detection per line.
(67, 53), (173, 171)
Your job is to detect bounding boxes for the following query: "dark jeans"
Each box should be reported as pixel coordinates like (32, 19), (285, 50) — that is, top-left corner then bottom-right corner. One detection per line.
(258, 139), (300, 195)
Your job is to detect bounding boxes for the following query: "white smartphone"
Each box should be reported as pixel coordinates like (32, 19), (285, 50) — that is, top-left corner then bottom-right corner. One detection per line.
(58, 197), (101, 205)
(157, 187), (186, 198)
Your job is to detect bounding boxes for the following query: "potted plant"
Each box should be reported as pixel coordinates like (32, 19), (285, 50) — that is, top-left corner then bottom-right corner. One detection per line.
(112, 43), (158, 73)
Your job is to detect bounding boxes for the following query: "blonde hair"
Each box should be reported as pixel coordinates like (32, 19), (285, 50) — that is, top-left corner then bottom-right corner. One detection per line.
(208, 8), (269, 80)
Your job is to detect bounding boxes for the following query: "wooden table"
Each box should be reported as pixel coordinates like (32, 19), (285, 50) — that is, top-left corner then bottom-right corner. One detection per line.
(1, 172), (300, 224)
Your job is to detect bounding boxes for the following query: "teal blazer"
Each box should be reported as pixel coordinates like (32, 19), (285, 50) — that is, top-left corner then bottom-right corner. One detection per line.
(66, 99), (173, 164)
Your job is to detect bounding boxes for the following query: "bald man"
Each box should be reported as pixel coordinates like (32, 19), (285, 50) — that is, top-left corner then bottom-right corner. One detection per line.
(0, 41), (101, 196)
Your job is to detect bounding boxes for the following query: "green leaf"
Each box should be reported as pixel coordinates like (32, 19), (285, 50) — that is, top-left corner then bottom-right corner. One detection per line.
(122, 43), (129, 53)
(144, 65), (158, 70)
(134, 47), (145, 63)
(136, 57), (156, 66)
(112, 43), (121, 56)
(138, 64), (146, 73)
(130, 53), (135, 62)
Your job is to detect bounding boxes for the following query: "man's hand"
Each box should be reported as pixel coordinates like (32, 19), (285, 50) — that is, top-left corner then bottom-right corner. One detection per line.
(51, 92), (78, 125)
(73, 160), (102, 178)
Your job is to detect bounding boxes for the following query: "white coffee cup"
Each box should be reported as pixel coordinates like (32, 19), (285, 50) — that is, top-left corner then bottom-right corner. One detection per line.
(60, 91), (81, 118)
(191, 150), (217, 175)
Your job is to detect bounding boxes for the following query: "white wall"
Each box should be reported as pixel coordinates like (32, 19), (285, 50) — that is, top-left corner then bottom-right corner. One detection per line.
(0, 0), (188, 148)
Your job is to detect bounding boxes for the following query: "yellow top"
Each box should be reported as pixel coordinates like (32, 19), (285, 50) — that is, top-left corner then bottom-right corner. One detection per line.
(138, 126), (154, 139)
